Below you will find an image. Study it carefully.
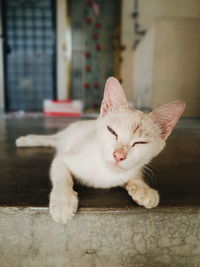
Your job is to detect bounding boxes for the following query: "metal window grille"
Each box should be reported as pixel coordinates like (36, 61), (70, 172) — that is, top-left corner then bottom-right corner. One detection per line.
(3, 0), (56, 111)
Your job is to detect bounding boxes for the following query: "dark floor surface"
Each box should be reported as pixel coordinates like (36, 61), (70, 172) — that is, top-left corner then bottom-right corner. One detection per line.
(0, 115), (200, 209)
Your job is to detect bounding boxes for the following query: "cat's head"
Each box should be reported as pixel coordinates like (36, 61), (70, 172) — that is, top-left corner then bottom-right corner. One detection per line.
(96, 77), (185, 171)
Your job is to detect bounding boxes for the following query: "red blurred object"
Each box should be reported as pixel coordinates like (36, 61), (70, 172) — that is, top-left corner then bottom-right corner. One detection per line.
(93, 82), (99, 88)
(95, 22), (101, 29)
(84, 51), (91, 58)
(43, 100), (83, 117)
(84, 83), (90, 89)
(87, 0), (92, 5)
(84, 17), (92, 24)
(92, 102), (99, 109)
(92, 34), (98, 40)
(96, 44), (102, 51)
(85, 66), (92, 72)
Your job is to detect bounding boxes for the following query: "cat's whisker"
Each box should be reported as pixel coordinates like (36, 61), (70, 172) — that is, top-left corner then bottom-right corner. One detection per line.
(143, 165), (157, 186)
(147, 162), (159, 171)
(142, 168), (155, 187)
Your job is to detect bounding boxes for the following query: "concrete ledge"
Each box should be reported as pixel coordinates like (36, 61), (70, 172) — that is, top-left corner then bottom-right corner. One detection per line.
(1, 207), (200, 267)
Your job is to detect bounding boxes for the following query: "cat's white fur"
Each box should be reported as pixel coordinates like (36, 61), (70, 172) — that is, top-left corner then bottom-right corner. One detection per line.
(16, 77), (185, 224)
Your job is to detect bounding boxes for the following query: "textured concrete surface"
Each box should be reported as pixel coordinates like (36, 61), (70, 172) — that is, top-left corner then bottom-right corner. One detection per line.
(0, 207), (200, 267)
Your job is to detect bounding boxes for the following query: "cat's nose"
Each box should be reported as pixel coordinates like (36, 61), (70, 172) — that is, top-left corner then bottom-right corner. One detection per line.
(113, 150), (127, 162)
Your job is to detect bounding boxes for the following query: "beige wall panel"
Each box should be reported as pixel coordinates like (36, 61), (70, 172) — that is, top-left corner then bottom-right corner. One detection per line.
(153, 19), (200, 117)
(121, 0), (200, 101)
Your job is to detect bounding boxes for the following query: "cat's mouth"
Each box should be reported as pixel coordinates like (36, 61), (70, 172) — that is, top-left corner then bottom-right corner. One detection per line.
(109, 160), (127, 171)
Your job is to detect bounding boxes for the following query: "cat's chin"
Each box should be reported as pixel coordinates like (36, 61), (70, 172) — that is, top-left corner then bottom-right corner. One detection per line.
(107, 160), (129, 172)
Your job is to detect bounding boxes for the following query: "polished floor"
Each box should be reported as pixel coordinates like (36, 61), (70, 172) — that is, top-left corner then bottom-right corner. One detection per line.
(0, 115), (200, 209)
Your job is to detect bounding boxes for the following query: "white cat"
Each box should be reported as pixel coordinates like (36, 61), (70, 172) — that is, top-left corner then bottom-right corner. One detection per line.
(16, 77), (185, 224)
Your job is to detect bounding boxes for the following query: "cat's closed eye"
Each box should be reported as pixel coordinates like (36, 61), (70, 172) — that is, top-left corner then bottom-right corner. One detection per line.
(107, 126), (118, 139)
(132, 141), (148, 147)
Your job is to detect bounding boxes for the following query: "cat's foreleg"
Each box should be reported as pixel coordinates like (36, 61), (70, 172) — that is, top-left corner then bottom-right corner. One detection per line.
(125, 170), (159, 209)
(16, 134), (57, 147)
(49, 156), (78, 224)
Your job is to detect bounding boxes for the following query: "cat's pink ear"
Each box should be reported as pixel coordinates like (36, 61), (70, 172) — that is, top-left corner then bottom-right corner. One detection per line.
(149, 101), (185, 139)
(100, 77), (128, 116)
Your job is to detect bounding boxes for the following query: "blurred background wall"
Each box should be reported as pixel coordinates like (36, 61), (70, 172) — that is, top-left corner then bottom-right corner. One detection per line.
(0, 0), (200, 116)
(121, 0), (200, 102)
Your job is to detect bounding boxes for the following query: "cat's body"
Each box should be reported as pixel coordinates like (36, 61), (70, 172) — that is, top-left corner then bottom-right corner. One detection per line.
(16, 77), (185, 224)
(17, 119), (140, 189)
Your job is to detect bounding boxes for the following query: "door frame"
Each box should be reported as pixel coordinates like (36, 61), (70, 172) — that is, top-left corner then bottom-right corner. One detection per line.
(56, 0), (71, 100)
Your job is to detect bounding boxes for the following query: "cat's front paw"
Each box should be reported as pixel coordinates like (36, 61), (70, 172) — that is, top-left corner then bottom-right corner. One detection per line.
(49, 190), (78, 224)
(127, 184), (159, 209)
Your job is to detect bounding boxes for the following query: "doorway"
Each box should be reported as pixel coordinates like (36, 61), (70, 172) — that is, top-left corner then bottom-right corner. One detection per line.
(2, 0), (56, 111)
(68, 0), (121, 111)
